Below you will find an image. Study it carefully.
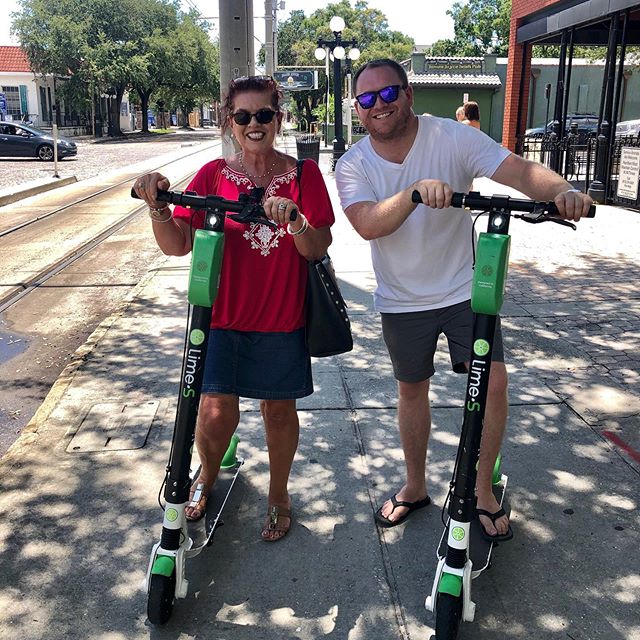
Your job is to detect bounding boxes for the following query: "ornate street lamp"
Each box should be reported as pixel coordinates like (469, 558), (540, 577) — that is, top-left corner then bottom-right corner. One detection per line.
(315, 16), (360, 168)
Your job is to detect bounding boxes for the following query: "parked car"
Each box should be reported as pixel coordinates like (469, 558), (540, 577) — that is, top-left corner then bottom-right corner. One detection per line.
(525, 113), (599, 136)
(615, 118), (640, 137)
(0, 121), (78, 161)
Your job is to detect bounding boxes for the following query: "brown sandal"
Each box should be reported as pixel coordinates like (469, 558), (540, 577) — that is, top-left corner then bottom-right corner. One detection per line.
(185, 480), (208, 522)
(261, 505), (292, 542)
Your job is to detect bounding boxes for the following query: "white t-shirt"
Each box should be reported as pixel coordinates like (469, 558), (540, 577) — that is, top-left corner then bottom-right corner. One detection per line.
(335, 115), (511, 313)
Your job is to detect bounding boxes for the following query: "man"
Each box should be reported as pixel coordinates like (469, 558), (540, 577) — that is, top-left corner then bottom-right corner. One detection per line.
(335, 59), (592, 539)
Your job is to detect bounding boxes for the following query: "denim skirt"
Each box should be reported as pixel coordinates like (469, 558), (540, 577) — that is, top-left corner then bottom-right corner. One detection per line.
(201, 327), (313, 400)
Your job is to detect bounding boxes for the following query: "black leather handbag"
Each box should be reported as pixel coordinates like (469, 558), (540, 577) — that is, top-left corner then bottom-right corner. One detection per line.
(306, 254), (353, 357)
(295, 159), (353, 358)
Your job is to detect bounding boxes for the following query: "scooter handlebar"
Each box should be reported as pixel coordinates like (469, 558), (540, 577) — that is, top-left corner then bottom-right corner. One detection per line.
(131, 187), (298, 221)
(411, 189), (596, 218)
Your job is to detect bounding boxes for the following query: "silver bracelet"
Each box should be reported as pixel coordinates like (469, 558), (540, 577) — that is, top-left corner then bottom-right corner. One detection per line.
(148, 206), (173, 223)
(287, 214), (308, 236)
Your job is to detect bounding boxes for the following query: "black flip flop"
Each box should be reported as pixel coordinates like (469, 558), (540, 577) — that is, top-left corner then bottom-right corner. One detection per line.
(374, 494), (431, 528)
(476, 507), (513, 542)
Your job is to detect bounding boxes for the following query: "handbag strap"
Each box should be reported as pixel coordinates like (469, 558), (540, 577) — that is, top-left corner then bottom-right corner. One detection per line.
(296, 158), (304, 185)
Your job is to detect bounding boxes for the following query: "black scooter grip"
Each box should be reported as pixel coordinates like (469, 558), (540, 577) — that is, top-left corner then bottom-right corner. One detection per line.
(546, 201), (596, 218)
(130, 187), (172, 204)
(412, 190), (467, 209)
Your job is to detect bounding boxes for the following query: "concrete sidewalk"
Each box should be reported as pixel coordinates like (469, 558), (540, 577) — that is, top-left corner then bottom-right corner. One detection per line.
(0, 144), (638, 640)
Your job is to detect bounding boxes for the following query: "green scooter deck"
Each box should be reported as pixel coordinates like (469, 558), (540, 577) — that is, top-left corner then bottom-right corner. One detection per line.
(187, 460), (244, 552)
(437, 479), (509, 578)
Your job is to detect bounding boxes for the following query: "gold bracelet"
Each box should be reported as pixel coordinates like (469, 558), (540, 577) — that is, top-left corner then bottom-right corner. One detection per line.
(148, 206), (173, 223)
(287, 214), (308, 236)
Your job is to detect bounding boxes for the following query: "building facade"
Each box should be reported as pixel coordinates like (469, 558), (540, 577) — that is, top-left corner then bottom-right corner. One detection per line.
(0, 46), (54, 126)
(504, 0), (640, 205)
(0, 45), (134, 135)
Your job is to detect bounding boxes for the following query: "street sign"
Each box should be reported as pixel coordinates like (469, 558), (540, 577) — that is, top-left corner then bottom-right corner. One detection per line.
(274, 70), (316, 91)
(617, 147), (640, 200)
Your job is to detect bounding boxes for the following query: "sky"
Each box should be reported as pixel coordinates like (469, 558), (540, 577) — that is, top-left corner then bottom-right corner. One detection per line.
(1, 1), (455, 47)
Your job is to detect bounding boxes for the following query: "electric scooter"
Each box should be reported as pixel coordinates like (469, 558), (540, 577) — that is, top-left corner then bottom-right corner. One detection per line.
(130, 186), (296, 624)
(410, 190), (596, 639)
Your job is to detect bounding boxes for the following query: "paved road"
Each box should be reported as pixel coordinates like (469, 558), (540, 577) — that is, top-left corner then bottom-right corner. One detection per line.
(0, 128), (220, 190)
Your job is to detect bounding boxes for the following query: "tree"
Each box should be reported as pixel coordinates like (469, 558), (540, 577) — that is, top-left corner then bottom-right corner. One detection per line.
(262, 0), (413, 128)
(128, 0), (181, 133)
(12, 0), (219, 136)
(157, 13), (219, 128)
(430, 0), (511, 57)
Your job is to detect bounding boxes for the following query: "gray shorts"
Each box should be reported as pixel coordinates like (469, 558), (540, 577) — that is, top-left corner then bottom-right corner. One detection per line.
(380, 300), (505, 383)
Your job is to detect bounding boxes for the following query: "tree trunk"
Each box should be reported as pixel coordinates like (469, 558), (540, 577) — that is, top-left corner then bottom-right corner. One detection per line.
(304, 97), (314, 132)
(109, 85), (126, 137)
(135, 86), (151, 133)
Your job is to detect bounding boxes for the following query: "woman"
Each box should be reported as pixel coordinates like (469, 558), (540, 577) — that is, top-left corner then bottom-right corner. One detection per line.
(133, 76), (334, 541)
(462, 100), (481, 129)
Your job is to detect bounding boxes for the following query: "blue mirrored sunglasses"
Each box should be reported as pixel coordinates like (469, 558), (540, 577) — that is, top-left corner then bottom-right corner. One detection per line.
(355, 84), (402, 109)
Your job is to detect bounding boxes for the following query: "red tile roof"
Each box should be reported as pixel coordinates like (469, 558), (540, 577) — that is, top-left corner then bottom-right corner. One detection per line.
(0, 46), (32, 73)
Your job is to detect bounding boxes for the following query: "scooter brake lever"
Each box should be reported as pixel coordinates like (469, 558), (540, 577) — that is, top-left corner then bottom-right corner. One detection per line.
(548, 217), (577, 230)
(517, 212), (546, 224)
(228, 211), (277, 228)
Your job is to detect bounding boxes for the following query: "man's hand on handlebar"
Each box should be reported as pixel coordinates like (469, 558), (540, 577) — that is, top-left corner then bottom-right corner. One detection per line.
(553, 189), (594, 222)
(410, 179), (454, 209)
(133, 172), (171, 210)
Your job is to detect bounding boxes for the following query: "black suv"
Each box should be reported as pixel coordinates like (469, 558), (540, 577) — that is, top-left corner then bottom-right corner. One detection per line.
(525, 113), (598, 136)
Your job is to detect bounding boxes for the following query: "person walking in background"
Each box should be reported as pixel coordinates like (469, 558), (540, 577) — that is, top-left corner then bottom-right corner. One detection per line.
(335, 58), (592, 539)
(455, 105), (465, 122)
(133, 76), (334, 542)
(462, 100), (481, 129)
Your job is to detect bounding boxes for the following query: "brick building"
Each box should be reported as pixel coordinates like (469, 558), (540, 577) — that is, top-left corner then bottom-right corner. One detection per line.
(504, 0), (640, 150)
(503, 1), (640, 205)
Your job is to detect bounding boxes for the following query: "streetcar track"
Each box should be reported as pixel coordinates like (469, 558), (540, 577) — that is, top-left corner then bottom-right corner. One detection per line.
(0, 140), (221, 239)
(0, 173), (194, 313)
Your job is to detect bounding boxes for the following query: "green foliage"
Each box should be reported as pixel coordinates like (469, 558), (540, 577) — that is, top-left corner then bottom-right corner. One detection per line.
(429, 0), (511, 57)
(155, 12), (220, 125)
(532, 44), (607, 60)
(11, 0), (219, 134)
(265, 1), (414, 125)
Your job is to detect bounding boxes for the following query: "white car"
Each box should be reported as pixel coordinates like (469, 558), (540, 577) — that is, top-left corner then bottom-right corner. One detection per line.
(615, 119), (640, 137)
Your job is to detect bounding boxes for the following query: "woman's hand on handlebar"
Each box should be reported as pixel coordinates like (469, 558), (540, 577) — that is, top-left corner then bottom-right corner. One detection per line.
(133, 172), (171, 210)
(553, 189), (594, 222)
(263, 196), (298, 226)
(410, 179), (454, 209)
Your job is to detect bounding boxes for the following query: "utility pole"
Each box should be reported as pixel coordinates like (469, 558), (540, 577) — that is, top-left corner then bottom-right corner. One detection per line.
(265, 0), (274, 76)
(219, 0), (255, 155)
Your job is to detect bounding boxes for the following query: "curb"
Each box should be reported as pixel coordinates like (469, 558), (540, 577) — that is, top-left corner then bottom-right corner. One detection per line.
(0, 175), (78, 207)
(0, 254), (168, 467)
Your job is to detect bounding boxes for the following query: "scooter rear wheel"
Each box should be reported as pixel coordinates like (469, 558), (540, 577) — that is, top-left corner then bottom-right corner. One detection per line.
(147, 572), (176, 625)
(435, 593), (462, 639)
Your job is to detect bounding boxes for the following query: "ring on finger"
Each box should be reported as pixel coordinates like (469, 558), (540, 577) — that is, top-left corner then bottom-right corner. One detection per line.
(278, 202), (287, 211)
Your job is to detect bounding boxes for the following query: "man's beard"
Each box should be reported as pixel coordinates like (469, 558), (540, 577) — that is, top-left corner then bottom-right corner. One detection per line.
(366, 107), (413, 142)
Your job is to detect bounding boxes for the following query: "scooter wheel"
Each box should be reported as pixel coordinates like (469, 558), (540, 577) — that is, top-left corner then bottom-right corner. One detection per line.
(435, 593), (462, 639)
(147, 572), (176, 625)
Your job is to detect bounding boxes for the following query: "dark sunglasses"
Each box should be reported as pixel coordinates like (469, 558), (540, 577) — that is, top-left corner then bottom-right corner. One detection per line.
(232, 109), (278, 125)
(355, 84), (402, 109)
(232, 75), (273, 84)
